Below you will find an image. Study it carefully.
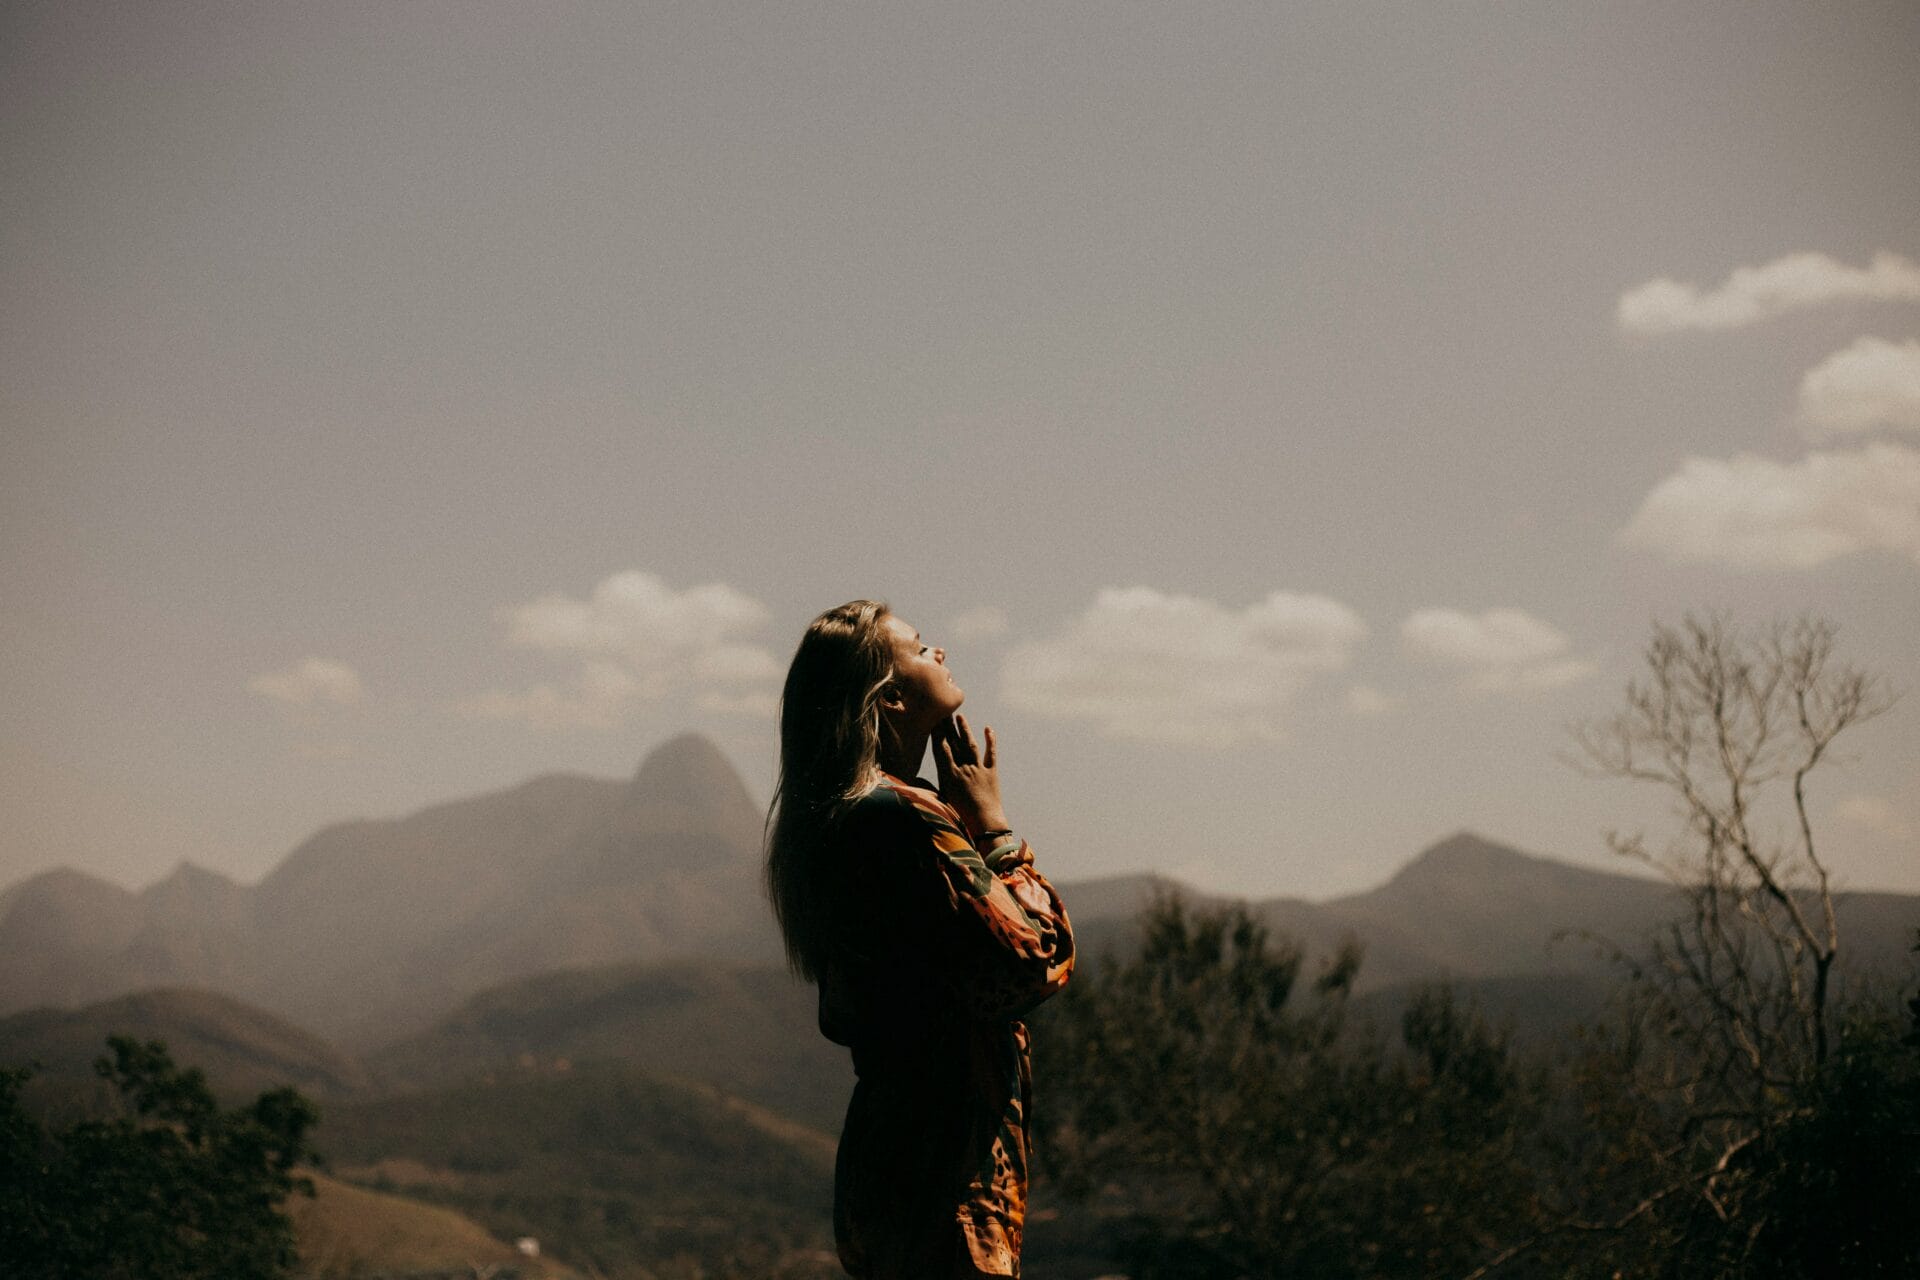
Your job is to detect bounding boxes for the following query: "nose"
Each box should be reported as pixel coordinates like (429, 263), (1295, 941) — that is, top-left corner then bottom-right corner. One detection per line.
(934, 647), (946, 664)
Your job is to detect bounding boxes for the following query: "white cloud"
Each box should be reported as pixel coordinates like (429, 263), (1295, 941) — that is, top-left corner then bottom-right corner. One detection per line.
(949, 606), (1010, 643)
(1402, 608), (1567, 667)
(691, 643), (783, 685)
(506, 571), (769, 675)
(1798, 337), (1920, 437)
(1001, 587), (1368, 746)
(1617, 251), (1920, 335)
(1619, 444), (1920, 569)
(468, 571), (779, 728)
(1400, 608), (1596, 692)
(247, 657), (364, 707)
(461, 660), (642, 731)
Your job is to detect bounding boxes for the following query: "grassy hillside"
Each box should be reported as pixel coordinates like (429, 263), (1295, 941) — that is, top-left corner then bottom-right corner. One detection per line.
(290, 1169), (579, 1279)
(317, 1060), (841, 1280)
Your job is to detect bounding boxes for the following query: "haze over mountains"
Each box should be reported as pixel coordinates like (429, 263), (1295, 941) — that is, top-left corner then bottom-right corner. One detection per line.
(3, 733), (1915, 1059)
(0, 734), (778, 1044)
(5, 734), (1913, 1276)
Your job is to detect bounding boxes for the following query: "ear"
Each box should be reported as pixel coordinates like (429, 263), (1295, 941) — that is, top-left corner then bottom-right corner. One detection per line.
(877, 682), (907, 715)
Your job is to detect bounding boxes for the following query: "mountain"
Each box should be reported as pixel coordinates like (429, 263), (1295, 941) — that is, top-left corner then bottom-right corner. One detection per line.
(1289, 831), (1677, 989)
(1318, 832), (1916, 990)
(0, 986), (371, 1101)
(368, 958), (851, 1132)
(6, 739), (1914, 1058)
(122, 862), (259, 991)
(0, 734), (781, 1046)
(0, 868), (146, 1010)
(1067, 832), (1918, 1000)
(1058, 834), (1664, 991)
(243, 735), (781, 1042)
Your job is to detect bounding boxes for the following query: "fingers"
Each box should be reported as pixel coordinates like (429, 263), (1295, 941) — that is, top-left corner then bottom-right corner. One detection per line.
(983, 724), (996, 769)
(954, 712), (979, 761)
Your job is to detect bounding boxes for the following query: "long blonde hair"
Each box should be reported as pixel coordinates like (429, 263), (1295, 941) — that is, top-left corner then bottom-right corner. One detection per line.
(765, 599), (895, 982)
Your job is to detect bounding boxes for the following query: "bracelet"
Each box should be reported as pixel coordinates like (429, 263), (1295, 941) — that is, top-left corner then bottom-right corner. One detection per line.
(978, 827), (1014, 843)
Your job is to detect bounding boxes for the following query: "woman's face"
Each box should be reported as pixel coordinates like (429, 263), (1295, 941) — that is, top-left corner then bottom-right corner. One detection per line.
(881, 613), (964, 732)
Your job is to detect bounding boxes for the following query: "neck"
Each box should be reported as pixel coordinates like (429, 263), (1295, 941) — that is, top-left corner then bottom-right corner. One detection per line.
(877, 729), (928, 781)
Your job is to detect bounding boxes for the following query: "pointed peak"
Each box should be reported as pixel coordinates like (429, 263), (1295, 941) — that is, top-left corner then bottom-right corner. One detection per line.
(1386, 832), (1545, 886)
(626, 733), (754, 813)
(1374, 831), (1650, 904)
(142, 861), (248, 909)
(1423, 830), (1515, 861)
(633, 732), (736, 782)
(155, 860), (233, 887)
(615, 733), (762, 854)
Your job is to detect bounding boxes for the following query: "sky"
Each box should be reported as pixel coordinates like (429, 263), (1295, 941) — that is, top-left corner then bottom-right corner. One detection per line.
(3, 0), (1917, 902)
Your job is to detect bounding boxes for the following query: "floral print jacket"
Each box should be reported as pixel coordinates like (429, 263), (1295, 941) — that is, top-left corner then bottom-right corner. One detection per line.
(817, 772), (1075, 1278)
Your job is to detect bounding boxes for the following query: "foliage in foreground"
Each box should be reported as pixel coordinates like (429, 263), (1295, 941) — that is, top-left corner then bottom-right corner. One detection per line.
(1034, 895), (1550, 1279)
(1560, 999), (1920, 1279)
(1035, 897), (1920, 1280)
(1540, 614), (1918, 1278)
(1038, 603), (1918, 1280)
(0, 1035), (319, 1280)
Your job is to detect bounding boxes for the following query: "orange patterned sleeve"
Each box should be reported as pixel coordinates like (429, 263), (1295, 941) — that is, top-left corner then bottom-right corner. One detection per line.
(877, 776), (1075, 1021)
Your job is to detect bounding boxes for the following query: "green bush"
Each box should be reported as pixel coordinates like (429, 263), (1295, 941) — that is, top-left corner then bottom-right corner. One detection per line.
(0, 1036), (318, 1280)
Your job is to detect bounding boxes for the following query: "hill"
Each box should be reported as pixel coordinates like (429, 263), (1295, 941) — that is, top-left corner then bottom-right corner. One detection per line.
(6, 801), (1909, 1280)
(1267, 831), (1678, 990)
(6, 738), (1913, 1068)
(0, 867), (146, 1010)
(0, 986), (371, 1101)
(316, 1060), (840, 1279)
(368, 959), (852, 1132)
(290, 1169), (580, 1279)
(1072, 833), (1918, 998)
(0, 734), (782, 1046)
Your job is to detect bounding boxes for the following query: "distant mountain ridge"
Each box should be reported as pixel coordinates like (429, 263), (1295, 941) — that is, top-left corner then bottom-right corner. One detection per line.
(6, 770), (1908, 1280)
(4, 738), (1914, 1054)
(1064, 831), (1917, 995)
(1264, 830), (1681, 989)
(0, 734), (781, 1045)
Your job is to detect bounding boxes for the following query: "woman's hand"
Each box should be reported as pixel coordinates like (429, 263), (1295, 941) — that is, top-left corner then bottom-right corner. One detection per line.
(935, 713), (1010, 841)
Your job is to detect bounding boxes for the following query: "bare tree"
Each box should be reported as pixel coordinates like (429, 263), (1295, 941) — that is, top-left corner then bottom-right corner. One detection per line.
(1572, 614), (1890, 1100)
(1444, 615), (1907, 1279)
(1543, 612), (1907, 1280)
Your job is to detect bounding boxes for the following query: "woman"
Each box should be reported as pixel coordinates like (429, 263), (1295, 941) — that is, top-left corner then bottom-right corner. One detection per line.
(766, 600), (1075, 1279)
